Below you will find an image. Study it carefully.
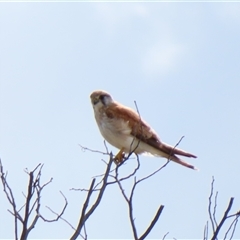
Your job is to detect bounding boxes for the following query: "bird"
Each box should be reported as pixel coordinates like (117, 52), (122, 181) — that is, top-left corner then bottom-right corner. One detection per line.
(90, 90), (197, 170)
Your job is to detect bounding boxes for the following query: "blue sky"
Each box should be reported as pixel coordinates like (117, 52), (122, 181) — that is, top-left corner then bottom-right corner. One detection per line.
(0, 2), (240, 239)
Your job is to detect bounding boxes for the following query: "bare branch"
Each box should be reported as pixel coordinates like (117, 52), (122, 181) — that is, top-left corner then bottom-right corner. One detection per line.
(138, 160), (169, 185)
(0, 159), (20, 239)
(213, 191), (218, 228)
(139, 205), (164, 240)
(83, 223), (88, 240)
(111, 136), (185, 239)
(107, 154), (141, 185)
(229, 216), (239, 240)
(208, 176), (216, 233)
(46, 205), (75, 229)
(211, 197), (234, 240)
(115, 175), (138, 239)
(207, 177), (240, 240)
(70, 178), (96, 239)
(70, 154), (114, 240)
(226, 210), (240, 219)
(78, 144), (110, 156)
(224, 215), (239, 240)
(0, 160), (67, 240)
(131, 136), (184, 186)
(103, 140), (109, 154)
(20, 164), (43, 240)
(114, 161), (166, 239)
(125, 100), (143, 155)
(162, 232), (169, 240)
(203, 221), (208, 240)
(39, 191), (68, 222)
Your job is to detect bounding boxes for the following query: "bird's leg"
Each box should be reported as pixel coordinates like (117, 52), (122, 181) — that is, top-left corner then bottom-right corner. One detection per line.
(114, 148), (125, 165)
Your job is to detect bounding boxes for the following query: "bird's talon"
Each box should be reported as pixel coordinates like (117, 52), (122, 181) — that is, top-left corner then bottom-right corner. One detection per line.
(114, 150), (125, 165)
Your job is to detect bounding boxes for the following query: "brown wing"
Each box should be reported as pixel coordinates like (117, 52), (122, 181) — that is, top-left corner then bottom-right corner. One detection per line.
(105, 101), (153, 139)
(105, 102), (196, 159)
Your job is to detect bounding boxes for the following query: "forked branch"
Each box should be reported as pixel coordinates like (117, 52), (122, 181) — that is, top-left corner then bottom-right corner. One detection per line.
(70, 154), (114, 240)
(205, 176), (240, 240)
(0, 159), (67, 240)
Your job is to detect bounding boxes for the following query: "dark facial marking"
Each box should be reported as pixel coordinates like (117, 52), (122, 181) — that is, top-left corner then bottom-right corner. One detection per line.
(99, 94), (106, 101)
(99, 94), (109, 105)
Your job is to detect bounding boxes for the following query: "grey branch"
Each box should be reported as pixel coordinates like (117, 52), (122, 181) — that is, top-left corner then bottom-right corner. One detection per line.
(0, 159), (67, 240)
(206, 176), (240, 240)
(70, 154), (114, 240)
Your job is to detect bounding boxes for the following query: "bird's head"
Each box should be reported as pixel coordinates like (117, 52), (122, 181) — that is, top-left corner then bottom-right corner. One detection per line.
(90, 90), (114, 108)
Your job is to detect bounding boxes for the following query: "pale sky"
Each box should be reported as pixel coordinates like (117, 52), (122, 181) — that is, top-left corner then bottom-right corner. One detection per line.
(0, 2), (240, 239)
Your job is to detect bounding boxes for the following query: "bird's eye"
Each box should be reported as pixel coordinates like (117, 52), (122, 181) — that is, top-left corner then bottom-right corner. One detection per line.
(99, 93), (111, 106)
(99, 95), (105, 101)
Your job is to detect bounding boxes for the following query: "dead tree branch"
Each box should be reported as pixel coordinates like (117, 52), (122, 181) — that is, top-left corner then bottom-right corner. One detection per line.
(72, 134), (169, 240)
(203, 221), (208, 240)
(206, 176), (240, 240)
(78, 134), (183, 239)
(208, 176), (216, 233)
(0, 159), (20, 239)
(0, 159), (67, 240)
(114, 164), (165, 240)
(70, 153), (114, 240)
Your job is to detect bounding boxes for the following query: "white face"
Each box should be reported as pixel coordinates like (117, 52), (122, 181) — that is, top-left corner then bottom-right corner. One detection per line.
(90, 91), (113, 109)
(101, 94), (113, 106)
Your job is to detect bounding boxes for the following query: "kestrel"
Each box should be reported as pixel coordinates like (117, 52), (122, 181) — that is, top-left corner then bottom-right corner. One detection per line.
(90, 90), (197, 170)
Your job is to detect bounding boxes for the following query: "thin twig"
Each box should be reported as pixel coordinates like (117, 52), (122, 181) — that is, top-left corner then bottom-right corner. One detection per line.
(203, 221), (208, 240)
(70, 155), (114, 240)
(162, 232), (169, 240)
(209, 176), (216, 233)
(211, 197), (234, 240)
(1, 160), (68, 240)
(229, 217), (239, 240)
(213, 191), (218, 227)
(39, 191), (68, 222)
(83, 223), (87, 240)
(103, 140), (109, 154)
(46, 206), (75, 230)
(108, 154), (141, 186)
(112, 136), (184, 240)
(139, 205), (164, 240)
(224, 215), (239, 240)
(78, 144), (109, 156)
(115, 176), (138, 239)
(0, 159), (19, 239)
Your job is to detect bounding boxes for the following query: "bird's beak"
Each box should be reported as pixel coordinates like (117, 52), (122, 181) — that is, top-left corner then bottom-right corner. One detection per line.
(92, 97), (99, 105)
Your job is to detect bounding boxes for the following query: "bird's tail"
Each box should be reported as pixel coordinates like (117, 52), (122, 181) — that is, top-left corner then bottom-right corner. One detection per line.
(159, 142), (198, 170)
(169, 155), (198, 170)
(161, 142), (197, 158)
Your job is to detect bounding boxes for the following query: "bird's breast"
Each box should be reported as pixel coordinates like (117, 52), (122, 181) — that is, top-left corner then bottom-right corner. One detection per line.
(94, 110), (133, 150)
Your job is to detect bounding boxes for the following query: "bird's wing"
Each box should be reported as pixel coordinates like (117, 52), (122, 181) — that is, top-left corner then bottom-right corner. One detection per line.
(105, 103), (197, 159)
